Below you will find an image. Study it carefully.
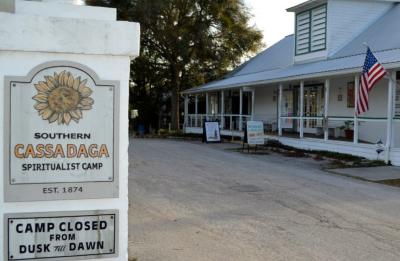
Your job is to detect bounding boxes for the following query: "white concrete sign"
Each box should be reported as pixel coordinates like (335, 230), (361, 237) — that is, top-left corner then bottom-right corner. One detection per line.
(5, 210), (118, 261)
(0, 1), (140, 260)
(4, 62), (120, 202)
(246, 121), (265, 145)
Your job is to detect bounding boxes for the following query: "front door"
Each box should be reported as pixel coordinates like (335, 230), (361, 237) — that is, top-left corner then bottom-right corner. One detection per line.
(282, 89), (294, 129)
(293, 84), (323, 134)
(303, 86), (323, 133)
(281, 85), (324, 134)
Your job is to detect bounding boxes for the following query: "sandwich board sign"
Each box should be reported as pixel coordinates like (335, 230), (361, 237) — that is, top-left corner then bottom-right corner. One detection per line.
(203, 121), (221, 142)
(3, 62), (119, 202)
(246, 121), (264, 145)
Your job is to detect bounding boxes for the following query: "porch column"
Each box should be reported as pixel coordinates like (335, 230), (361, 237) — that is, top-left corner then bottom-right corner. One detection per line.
(354, 75), (359, 144)
(391, 74), (397, 147)
(300, 81), (304, 138)
(221, 90), (225, 130)
(205, 92), (209, 121)
(278, 84), (283, 136)
(324, 79), (330, 141)
(195, 94), (198, 127)
(184, 94), (189, 128)
(251, 89), (255, 120)
(239, 88), (243, 131)
(385, 70), (396, 163)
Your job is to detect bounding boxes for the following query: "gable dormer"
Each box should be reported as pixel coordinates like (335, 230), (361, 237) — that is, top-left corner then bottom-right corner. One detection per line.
(288, 0), (395, 64)
(294, 3), (327, 56)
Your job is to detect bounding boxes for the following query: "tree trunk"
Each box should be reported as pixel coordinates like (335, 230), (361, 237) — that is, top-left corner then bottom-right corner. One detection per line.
(170, 63), (181, 131)
(170, 87), (180, 130)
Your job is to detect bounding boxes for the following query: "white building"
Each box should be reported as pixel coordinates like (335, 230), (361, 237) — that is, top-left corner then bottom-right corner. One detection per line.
(182, 0), (400, 165)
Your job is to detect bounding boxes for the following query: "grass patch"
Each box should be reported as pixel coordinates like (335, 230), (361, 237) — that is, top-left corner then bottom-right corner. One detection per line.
(228, 139), (394, 188)
(376, 179), (400, 187)
(265, 140), (364, 162)
(308, 150), (363, 162)
(167, 132), (202, 139)
(229, 140), (386, 168)
(325, 169), (400, 188)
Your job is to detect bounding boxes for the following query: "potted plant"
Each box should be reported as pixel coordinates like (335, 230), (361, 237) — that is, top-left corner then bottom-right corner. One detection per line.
(340, 121), (354, 139)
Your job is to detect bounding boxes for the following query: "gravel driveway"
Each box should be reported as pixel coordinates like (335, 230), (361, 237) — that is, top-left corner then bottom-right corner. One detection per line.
(128, 138), (400, 261)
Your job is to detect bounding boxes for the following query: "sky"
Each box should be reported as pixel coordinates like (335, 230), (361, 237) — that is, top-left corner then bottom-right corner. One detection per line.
(245, 0), (305, 48)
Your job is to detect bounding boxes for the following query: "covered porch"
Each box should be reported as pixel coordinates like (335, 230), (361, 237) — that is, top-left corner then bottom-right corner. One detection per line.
(183, 70), (400, 165)
(183, 87), (264, 137)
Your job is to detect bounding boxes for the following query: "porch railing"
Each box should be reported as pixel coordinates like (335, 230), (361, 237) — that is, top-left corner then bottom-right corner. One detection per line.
(279, 115), (390, 143)
(186, 114), (252, 132)
(186, 114), (278, 133)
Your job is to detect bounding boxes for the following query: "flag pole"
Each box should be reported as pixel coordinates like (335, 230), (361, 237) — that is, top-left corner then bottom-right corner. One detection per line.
(361, 43), (396, 162)
(354, 43), (369, 117)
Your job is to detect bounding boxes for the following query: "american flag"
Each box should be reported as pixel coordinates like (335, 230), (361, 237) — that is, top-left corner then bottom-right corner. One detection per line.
(356, 47), (386, 115)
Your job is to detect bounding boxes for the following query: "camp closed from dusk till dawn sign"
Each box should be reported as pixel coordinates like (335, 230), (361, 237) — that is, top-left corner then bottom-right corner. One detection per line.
(4, 63), (120, 202)
(5, 210), (118, 260)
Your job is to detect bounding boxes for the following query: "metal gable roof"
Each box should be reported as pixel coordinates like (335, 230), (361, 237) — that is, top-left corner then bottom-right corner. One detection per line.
(287, 0), (400, 13)
(233, 35), (294, 76)
(184, 48), (400, 93)
(182, 3), (400, 94)
(287, 0), (327, 13)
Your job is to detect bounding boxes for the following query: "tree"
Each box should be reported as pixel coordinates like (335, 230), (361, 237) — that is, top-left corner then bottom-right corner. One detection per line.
(86, 0), (263, 130)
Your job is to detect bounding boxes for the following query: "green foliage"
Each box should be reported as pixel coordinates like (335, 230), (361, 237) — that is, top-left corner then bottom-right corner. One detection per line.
(265, 140), (364, 162)
(340, 120), (354, 130)
(86, 0), (264, 130)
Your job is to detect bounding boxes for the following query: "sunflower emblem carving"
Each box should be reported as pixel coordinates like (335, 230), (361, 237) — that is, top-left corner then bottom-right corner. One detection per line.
(33, 71), (94, 125)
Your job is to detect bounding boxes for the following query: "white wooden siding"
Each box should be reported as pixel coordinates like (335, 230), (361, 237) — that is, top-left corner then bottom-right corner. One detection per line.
(253, 86), (277, 123)
(327, 0), (392, 57)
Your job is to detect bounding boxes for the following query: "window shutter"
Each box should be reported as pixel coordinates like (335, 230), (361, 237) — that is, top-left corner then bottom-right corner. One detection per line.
(310, 5), (326, 52)
(296, 12), (310, 55)
(295, 5), (327, 55)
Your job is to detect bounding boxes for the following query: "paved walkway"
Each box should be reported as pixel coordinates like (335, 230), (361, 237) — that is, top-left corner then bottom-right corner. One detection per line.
(129, 138), (400, 261)
(331, 166), (400, 181)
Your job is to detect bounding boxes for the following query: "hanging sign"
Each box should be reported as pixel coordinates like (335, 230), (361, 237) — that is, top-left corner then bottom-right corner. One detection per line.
(203, 121), (221, 142)
(5, 210), (118, 261)
(246, 121), (265, 145)
(4, 62), (119, 202)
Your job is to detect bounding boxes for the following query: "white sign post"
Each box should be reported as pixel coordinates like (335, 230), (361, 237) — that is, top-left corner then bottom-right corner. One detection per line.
(0, 1), (140, 260)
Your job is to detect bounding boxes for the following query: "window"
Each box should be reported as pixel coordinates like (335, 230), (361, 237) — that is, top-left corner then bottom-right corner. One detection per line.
(295, 5), (327, 55)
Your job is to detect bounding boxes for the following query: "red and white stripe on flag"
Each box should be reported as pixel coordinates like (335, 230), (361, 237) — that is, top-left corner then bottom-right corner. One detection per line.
(356, 48), (386, 115)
